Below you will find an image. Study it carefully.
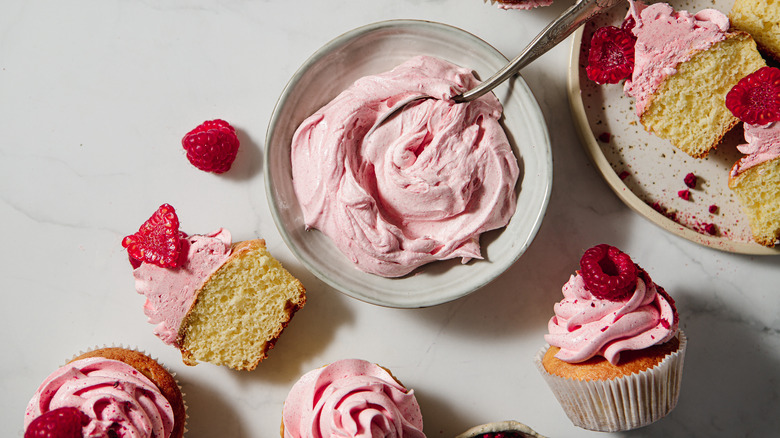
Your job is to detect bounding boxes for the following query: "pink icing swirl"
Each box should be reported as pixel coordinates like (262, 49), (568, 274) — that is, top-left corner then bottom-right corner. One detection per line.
(290, 55), (519, 277)
(133, 228), (232, 346)
(282, 359), (425, 438)
(731, 122), (780, 177)
(544, 273), (678, 365)
(24, 357), (175, 438)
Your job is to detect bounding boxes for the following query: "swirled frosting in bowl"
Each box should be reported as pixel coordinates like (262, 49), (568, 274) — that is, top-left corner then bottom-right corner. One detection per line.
(282, 359), (425, 438)
(544, 272), (678, 365)
(24, 357), (175, 438)
(290, 55), (519, 278)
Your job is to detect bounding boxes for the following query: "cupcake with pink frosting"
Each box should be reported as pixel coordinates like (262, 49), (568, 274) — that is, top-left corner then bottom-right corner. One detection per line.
(282, 359), (425, 438)
(24, 347), (186, 438)
(535, 244), (686, 432)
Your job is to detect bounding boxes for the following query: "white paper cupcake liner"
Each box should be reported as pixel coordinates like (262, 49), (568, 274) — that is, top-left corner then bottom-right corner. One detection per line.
(534, 331), (687, 432)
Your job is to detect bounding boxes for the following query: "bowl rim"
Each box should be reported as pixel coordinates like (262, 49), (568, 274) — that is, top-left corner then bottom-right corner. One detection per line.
(264, 18), (552, 308)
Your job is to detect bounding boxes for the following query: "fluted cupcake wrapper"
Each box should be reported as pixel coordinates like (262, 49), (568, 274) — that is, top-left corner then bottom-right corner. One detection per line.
(534, 331), (687, 432)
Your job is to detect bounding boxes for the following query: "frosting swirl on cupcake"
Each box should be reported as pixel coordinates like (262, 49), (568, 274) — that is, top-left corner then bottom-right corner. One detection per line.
(544, 272), (678, 365)
(282, 359), (425, 438)
(24, 357), (175, 438)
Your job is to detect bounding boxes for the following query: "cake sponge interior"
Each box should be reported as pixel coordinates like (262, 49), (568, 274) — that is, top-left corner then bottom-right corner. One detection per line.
(180, 240), (306, 370)
(730, 158), (780, 247)
(640, 33), (765, 158)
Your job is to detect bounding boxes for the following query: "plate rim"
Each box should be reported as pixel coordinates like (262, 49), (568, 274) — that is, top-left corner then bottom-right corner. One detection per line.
(567, 28), (780, 256)
(264, 18), (553, 308)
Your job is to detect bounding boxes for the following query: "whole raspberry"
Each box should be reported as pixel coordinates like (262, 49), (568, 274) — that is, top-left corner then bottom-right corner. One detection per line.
(586, 26), (636, 84)
(579, 244), (638, 301)
(25, 407), (88, 438)
(122, 203), (181, 268)
(182, 119), (240, 174)
(725, 67), (780, 125)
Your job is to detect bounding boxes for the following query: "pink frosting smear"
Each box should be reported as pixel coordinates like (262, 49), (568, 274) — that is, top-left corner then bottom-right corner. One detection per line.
(133, 228), (232, 346)
(623, 0), (730, 116)
(282, 359), (425, 438)
(290, 55), (519, 277)
(731, 122), (780, 176)
(24, 357), (175, 438)
(544, 273), (678, 365)
(494, 0), (553, 10)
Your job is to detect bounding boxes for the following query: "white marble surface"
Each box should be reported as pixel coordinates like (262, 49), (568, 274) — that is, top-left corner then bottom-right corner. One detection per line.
(1, 1), (778, 437)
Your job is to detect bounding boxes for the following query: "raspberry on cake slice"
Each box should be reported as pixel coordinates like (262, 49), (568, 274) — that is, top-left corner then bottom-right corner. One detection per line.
(586, 1), (766, 158)
(726, 67), (780, 247)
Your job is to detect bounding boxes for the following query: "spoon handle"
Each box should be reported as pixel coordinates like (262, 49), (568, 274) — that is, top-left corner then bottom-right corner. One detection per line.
(454, 0), (623, 103)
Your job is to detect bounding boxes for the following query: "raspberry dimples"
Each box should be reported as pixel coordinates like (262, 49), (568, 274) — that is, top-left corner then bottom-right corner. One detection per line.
(535, 244), (687, 432)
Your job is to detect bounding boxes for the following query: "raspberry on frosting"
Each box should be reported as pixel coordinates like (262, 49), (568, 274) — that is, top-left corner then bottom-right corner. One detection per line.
(586, 26), (636, 85)
(122, 203), (182, 268)
(725, 67), (780, 125)
(579, 244), (638, 301)
(24, 407), (88, 438)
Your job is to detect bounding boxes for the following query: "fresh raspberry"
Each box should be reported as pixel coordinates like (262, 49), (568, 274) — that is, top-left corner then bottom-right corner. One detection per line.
(684, 172), (697, 189)
(598, 131), (612, 142)
(586, 26), (636, 84)
(709, 204), (719, 214)
(182, 119), (240, 174)
(678, 189), (691, 201)
(725, 67), (780, 125)
(25, 407), (88, 438)
(619, 170), (630, 180)
(122, 203), (181, 268)
(579, 244), (638, 301)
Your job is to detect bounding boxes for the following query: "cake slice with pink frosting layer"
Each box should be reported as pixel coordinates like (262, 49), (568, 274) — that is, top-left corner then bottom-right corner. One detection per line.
(124, 204), (306, 371)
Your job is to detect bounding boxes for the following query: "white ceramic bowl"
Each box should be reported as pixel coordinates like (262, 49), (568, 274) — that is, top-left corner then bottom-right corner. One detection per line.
(265, 19), (552, 308)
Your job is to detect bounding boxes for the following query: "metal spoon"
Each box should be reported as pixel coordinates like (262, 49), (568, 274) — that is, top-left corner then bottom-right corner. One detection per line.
(368, 0), (623, 134)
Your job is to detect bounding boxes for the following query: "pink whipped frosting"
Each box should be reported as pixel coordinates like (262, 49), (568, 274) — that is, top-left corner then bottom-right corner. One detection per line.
(624, 0), (731, 116)
(544, 273), (678, 365)
(291, 55), (519, 277)
(282, 359), (425, 438)
(495, 0), (553, 10)
(731, 122), (780, 176)
(24, 357), (175, 438)
(133, 228), (231, 346)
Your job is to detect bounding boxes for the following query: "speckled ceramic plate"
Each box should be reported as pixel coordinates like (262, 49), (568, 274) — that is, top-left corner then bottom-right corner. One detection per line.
(567, 0), (779, 255)
(266, 19), (552, 308)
